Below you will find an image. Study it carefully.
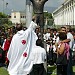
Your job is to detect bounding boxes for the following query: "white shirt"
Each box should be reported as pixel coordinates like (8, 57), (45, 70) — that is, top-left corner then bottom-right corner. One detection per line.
(44, 33), (50, 41)
(31, 46), (46, 64)
(56, 32), (74, 49)
(67, 32), (74, 49)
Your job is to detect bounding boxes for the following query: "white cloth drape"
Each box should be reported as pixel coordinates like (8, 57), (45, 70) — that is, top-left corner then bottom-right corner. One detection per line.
(7, 21), (38, 75)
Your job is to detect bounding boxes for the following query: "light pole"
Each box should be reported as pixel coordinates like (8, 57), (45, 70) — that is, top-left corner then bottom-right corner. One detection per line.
(2, 0), (4, 14)
(6, 2), (8, 14)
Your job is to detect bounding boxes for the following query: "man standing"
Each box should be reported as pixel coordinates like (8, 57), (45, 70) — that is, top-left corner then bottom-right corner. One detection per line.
(65, 26), (74, 75)
(30, 39), (46, 75)
(59, 26), (74, 75)
(7, 21), (38, 75)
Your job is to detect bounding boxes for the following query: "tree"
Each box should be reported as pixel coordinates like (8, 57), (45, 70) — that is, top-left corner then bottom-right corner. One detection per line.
(44, 11), (53, 19)
(44, 11), (54, 26)
(0, 12), (7, 18)
(0, 12), (12, 25)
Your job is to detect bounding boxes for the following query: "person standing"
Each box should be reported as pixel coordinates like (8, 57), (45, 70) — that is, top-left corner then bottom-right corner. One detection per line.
(7, 21), (38, 75)
(65, 26), (74, 75)
(56, 32), (70, 75)
(30, 39), (46, 75)
(58, 26), (74, 75)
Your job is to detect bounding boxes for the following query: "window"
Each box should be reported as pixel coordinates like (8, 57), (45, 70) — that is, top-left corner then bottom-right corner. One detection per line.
(23, 16), (25, 18)
(14, 16), (16, 18)
(21, 16), (22, 18)
(21, 16), (25, 18)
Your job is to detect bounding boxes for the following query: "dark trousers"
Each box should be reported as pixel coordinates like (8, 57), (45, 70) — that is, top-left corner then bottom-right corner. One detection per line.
(57, 64), (67, 75)
(30, 64), (46, 75)
(67, 49), (73, 75)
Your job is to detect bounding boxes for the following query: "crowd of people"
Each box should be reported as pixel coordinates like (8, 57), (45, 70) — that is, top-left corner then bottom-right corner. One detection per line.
(0, 21), (75, 75)
(0, 25), (28, 66)
(44, 26), (75, 75)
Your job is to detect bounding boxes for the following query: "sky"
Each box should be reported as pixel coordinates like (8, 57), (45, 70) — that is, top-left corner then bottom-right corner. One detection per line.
(0, 0), (64, 13)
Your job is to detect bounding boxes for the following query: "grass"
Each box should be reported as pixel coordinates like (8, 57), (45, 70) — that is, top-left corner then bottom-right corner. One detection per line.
(73, 66), (75, 75)
(0, 67), (9, 75)
(47, 65), (56, 75)
(0, 66), (75, 75)
(47, 65), (75, 75)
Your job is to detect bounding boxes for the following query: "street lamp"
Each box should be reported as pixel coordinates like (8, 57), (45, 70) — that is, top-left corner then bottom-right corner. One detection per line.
(6, 2), (8, 14)
(2, 0), (4, 14)
(6, 2), (8, 7)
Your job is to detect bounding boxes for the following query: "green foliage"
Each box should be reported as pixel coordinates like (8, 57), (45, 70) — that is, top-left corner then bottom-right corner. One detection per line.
(0, 12), (12, 25)
(47, 65), (56, 75)
(0, 67), (9, 75)
(0, 12), (7, 18)
(8, 20), (12, 25)
(47, 19), (54, 26)
(31, 11), (54, 26)
(0, 66), (75, 75)
(0, 18), (8, 25)
(44, 12), (54, 26)
(3, 24), (9, 29)
(44, 12), (53, 19)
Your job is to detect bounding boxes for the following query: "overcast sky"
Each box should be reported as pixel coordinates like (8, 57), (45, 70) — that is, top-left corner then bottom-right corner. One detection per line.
(0, 0), (64, 12)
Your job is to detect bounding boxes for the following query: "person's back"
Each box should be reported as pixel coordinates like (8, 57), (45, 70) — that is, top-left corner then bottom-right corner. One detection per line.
(30, 39), (46, 75)
(32, 46), (46, 64)
(56, 32), (70, 75)
(7, 21), (37, 75)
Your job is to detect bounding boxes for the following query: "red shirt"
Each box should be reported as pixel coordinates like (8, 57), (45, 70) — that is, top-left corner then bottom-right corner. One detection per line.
(4, 38), (12, 51)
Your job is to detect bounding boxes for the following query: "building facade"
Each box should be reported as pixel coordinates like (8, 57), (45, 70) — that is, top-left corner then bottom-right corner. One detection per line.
(10, 11), (26, 24)
(52, 0), (75, 25)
